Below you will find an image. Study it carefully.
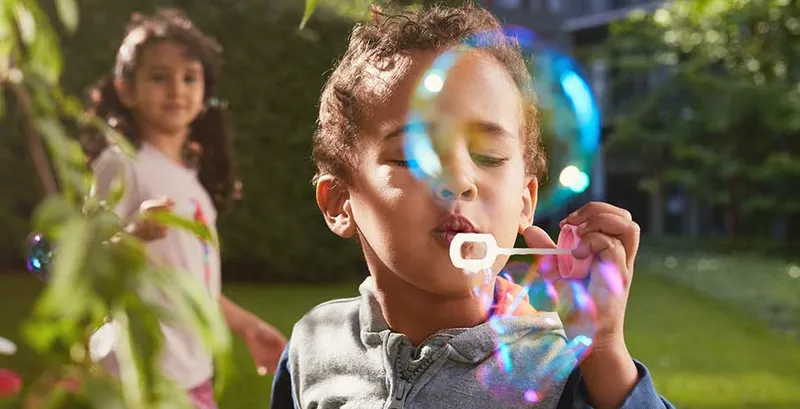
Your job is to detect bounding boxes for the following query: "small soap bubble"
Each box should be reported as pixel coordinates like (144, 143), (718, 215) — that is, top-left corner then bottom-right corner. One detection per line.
(26, 233), (54, 281)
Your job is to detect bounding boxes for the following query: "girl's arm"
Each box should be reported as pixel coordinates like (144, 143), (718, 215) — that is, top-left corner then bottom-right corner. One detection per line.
(220, 294), (288, 374)
(219, 294), (260, 336)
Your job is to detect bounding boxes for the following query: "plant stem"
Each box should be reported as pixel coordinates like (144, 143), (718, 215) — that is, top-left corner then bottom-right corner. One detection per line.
(9, 80), (59, 196)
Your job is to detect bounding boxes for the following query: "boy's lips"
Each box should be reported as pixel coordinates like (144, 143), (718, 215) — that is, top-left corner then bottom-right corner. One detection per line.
(432, 214), (479, 246)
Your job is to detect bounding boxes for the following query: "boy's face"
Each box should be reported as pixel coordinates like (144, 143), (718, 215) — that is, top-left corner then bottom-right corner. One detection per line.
(318, 49), (537, 297)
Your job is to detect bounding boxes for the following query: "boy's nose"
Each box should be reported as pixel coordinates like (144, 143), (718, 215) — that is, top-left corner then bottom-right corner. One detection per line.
(433, 155), (477, 202)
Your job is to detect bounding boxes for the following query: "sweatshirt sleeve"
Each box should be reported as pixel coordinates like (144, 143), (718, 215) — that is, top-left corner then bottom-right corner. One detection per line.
(557, 359), (675, 409)
(270, 342), (298, 409)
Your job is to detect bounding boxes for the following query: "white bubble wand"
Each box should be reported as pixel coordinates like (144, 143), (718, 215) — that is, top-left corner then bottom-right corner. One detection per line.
(450, 233), (574, 272)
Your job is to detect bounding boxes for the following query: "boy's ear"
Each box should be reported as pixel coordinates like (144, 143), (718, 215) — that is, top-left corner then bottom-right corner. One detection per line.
(315, 175), (357, 238)
(113, 78), (135, 108)
(518, 176), (539, 234)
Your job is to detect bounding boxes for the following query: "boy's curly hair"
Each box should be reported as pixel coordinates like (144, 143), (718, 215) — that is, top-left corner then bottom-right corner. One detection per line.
(312, 4), (547, 184)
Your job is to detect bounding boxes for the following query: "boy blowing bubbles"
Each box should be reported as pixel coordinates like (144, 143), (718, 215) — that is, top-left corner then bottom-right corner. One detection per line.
(271, 5), (674, 409)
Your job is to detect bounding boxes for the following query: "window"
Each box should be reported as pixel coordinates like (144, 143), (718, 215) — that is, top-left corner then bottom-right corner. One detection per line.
(495, 0), (522, 8)
(591, 58), (609, 114)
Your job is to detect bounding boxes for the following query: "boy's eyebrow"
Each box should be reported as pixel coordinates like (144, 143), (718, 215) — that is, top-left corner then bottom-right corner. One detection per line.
(383, 121), (514, 140)
(383, 123), (429, 140)
(469, 121), (514, 138)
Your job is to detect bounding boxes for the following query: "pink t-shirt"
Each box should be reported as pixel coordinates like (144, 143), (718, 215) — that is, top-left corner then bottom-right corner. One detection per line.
(92, 142), (221, 389)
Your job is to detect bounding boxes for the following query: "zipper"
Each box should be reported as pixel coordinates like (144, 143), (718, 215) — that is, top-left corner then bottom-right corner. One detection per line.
(387, 338), (448, 409)
(387, 379), (412, 409)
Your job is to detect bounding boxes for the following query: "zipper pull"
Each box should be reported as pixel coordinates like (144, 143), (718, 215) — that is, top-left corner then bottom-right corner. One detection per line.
(387, 379), (411, 409)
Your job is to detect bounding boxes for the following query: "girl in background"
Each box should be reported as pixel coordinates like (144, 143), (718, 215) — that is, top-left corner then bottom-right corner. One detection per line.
(84, 9), (286, 409)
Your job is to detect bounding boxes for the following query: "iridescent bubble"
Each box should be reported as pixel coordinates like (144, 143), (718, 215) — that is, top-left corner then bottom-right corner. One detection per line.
(26, 233), (54, 281)
(403, 26), (601, 218)
(474, 241), (597, 404)
(506, 26), (601, 217)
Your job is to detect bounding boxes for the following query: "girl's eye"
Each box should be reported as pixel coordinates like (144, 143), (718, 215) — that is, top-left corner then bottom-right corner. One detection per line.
(151, 74), (168, 82)
(392, 160), (409, 168)
(184, 75), (198, 84)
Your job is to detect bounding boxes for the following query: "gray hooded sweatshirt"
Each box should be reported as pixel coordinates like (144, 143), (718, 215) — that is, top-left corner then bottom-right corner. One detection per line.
(270, 277), (674, 409)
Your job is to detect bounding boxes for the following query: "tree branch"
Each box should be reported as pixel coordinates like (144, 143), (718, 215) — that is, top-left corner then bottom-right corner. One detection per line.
(8, 80), (59, 196)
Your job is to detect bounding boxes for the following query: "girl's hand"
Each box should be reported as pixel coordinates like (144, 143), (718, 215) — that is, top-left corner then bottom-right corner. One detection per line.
(242, 320), (288, 376)
(127, 198), (175, 241)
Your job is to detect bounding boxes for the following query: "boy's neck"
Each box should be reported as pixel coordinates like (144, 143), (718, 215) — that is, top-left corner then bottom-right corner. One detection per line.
(373, 270), (489, 346)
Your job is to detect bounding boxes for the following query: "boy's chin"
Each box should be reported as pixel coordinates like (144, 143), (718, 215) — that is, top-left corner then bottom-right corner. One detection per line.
(416, 265), (489, 298)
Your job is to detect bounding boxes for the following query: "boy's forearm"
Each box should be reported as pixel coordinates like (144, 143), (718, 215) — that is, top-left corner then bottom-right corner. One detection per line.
(220, 294), (258, 336)
(579, 341), (639, 409)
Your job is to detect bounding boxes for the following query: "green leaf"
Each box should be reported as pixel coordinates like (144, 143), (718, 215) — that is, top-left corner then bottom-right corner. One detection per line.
(32, 195), (78, 235)
(89, 117), (137, 158)
(34, 216), (93, 321)
(300, 0), (318, 29)
(151, 267), (232, 397)
(22, 317), (61, 353)
(13, 3), (36, 45)
(36, 117), (89, 199)
(145, 211), (217, 246)
(24, 4), (63, 84)
(92, 207), (123, 241)
(55, 0), (79, 34)
(111, 308), (145, 409)
(83, 376), (126, 409)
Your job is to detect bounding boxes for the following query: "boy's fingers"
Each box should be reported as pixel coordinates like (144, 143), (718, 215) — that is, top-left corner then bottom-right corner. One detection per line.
(560, 202), (632, 228)
(574, 213), (640, 269)
(522, 225), (557, 249)
(571, 232), (631, 285)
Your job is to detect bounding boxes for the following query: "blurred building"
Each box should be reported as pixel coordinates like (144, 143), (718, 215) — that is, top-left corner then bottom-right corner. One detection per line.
(483, 0), (671, 234)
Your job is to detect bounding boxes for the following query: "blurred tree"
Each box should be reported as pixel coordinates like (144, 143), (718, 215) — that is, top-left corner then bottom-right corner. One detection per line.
(605, 0), (800, 237)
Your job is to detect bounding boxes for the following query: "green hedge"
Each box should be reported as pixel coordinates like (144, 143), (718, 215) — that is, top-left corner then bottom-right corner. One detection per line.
(0, 0), (368, 282)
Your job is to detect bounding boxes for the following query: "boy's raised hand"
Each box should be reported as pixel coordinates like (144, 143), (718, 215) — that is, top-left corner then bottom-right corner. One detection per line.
(522, 201), (640, 353)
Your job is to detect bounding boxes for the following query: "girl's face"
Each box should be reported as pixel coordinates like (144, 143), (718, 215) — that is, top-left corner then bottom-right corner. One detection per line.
(118, 41), (206, 138)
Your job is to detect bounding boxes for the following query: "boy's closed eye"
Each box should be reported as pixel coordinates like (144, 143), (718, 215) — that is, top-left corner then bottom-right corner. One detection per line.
(388, 139), (511, 169)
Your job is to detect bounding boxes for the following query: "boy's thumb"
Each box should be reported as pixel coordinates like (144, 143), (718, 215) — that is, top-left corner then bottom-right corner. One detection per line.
(522, 225), (557, 249)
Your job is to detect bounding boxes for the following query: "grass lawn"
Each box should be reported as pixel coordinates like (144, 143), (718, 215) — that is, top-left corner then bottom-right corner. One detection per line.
(637, 247), (800, 341)
(1, 266), (799, 409)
